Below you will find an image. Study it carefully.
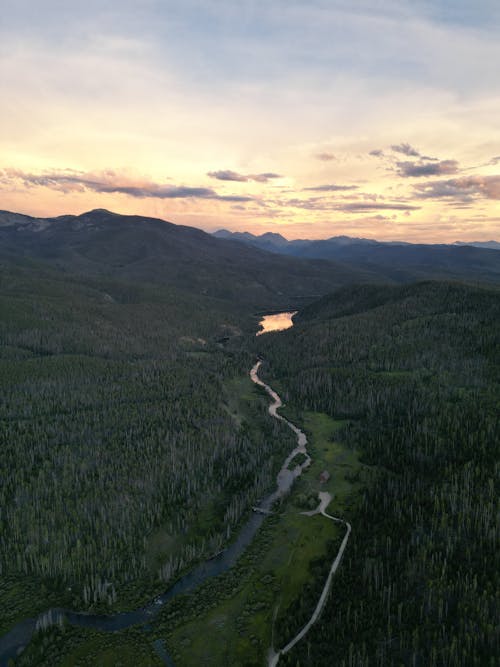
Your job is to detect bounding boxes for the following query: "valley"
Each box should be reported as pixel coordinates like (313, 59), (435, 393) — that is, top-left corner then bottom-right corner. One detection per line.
(0, 211), (498, 666)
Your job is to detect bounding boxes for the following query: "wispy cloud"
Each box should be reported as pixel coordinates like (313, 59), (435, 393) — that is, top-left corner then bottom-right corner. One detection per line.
(414, 175), (500, 200)
(338, 202), (420, 212)
(1, 168), (254, 202)
(391, 142), (421, 157)
(206, 170), (248, 182)
(314, 152), (336, 161)
(284, 197), (419, 213)
(207, 170), (281, 183)
(303, 184), (358, 192)
(396, 160), (459, 177)
(372, 143), (438, 164)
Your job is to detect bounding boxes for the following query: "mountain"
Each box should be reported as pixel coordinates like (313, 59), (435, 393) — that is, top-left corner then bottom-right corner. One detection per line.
(2, 210), (499, 314)
(213, 229), (383, 254)
(214, 229), (407, 251)
(0, 209), (384, 310)
(453, 240), (500, 250)
(213, 228), (291, 253)
(212, 228), (500, 285)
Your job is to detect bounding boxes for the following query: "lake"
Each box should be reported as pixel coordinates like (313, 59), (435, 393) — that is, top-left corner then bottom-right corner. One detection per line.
(256, 311), (297, 336)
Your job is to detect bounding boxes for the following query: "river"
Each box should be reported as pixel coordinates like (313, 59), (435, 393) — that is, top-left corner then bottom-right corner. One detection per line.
(0, 313), (309, 667)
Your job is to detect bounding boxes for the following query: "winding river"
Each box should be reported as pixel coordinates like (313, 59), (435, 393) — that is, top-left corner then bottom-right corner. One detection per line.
(0, 312), (350, 667)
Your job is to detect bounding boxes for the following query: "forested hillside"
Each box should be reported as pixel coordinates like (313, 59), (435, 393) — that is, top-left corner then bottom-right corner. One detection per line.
(256, 281), (499, 666)
(0, 263), (297, 643)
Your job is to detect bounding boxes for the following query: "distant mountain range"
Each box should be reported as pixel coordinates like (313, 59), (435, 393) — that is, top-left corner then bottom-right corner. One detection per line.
(452, 240), (500, 250)
(213, 228), (500, 285)
(214, 228), (500, 253)
(0, 210), (499, 312)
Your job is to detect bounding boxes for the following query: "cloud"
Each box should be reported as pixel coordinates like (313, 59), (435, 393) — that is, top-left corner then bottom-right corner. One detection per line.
(338, 202), (420, 212)
(285, 197), (328, 211)
(206, 169), (247, 182)
(470, 155), (500, 169)
(414, 175), (500, 200)
(251, 172), (281, 183)
(396, 159), (459, 177)
(391, 142), (421, 157)
(207, 170), (281, 183)
(2, 168), (254, 202)
(303, 184), (359, 192)
(284, 197), (419, 212)
(315, 152), (336, 161)
(214, 193), (256, 202)
(372, 142), (441, 164)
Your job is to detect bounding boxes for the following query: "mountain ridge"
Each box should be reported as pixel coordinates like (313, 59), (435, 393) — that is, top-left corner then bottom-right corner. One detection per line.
(0, 209), (385, 310)
(213, 228), (499, 250)
(1, 209), (499, 308)
(212, 226), (500, 285)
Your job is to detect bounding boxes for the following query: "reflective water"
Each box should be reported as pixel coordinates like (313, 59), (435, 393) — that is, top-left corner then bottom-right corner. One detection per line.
(256, 311), (297, 336)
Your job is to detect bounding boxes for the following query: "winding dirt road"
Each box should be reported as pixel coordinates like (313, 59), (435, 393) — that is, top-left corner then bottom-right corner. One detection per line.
(250, 361), (352, 667)
(268, 505), (351, 666)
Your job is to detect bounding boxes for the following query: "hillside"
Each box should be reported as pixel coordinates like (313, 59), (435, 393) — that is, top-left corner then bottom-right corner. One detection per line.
(0, 261), (279, 656)
(0, 209), (382, 310)
(254, 281), (499, 666)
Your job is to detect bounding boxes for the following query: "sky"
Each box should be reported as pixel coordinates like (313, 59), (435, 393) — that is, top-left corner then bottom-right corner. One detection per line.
(1, 0), (499, 242)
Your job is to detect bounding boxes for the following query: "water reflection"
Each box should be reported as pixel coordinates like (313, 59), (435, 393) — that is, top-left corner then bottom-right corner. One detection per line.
(256, 311), (297, 336)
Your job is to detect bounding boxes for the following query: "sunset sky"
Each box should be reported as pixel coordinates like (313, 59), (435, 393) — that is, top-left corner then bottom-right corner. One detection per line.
(1, 0), (499, 241)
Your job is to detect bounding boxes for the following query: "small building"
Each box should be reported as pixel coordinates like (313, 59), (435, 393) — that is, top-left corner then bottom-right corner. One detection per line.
(319, 470), (330, 484)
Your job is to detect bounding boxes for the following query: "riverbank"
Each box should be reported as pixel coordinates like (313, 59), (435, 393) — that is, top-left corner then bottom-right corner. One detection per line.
(164, 409), (362, 666)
